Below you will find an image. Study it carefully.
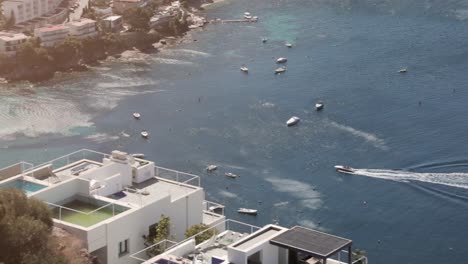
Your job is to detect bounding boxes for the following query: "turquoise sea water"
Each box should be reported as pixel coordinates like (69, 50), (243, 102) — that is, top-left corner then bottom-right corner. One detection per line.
(2, 0), (468, 262)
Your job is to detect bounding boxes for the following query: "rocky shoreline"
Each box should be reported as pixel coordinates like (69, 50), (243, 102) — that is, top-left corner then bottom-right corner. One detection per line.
(0, 2), (211, 83)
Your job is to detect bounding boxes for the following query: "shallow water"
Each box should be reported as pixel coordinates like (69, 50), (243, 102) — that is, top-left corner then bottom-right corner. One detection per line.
(2, 0), (468, 262)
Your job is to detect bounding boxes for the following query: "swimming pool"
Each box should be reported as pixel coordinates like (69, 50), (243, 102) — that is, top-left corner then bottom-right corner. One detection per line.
(0, 179), (47, 195)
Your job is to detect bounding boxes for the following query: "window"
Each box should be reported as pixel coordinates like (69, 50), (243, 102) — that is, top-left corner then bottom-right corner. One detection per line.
(118, 239), (129, 257)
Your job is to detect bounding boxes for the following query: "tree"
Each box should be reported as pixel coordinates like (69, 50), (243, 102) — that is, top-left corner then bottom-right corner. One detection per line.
(143, 215), (174, 257)
(123, 6), (152, 31)
(49, 36), (83, 68)
(185, 223), (217, 244)
(0, 188), (67, 264)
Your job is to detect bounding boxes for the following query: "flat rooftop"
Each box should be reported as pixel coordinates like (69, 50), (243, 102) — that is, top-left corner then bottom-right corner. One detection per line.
(233, 226), (283, 251)
(270, 226), (352, 258)
(109, 177), (199, 206)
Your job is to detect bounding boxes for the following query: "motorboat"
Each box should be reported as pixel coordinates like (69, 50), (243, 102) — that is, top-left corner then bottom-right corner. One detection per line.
(286, 116), (300, 126)
(275, 66), (286, 74)
(285, 43), (293, 48)
(244, 12), (251, 19)
(398, 68), (407, 73)
(131, 153), (145, 159)
(240, 66), (249, 73)
(206, 165), (218, 172)
(276, 57), (287, 63)
(244, 15), (253, 19)
(262, 38), (268, 43)
(238, 208), (257, 215)
(225, 172), (238, 178)
(315, 102), (324, 111)
(334, 165), (356, 174)
(141, 131), (149, 138)
(133, 112), (141, 119)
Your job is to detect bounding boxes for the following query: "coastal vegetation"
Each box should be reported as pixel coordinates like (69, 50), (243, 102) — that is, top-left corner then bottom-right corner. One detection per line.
(143, 215), (174, 257)
(185, 223), (218, 244)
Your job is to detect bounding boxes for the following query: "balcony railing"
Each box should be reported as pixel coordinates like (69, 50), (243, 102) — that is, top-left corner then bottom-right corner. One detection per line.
(154, 166), (200, 187)
(128, 219), (260, 263)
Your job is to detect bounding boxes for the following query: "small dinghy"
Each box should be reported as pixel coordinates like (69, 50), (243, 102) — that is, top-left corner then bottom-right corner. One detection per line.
(276, 57), (287, 63)
(133, 112), (141, 119)
(286, 116), (300, 126)
(398, 68), (407, 73)
(238, 208), (257, 215)
(275, 66), (286, 74)
(315, 102), (324, 111)
(285, 43), (293, 48)
(240, 66), (249, 73)
(225, 172), (238, 178)
(206, 165), (218, 172)
(141, 131), (149, 138)
(262, 38), (268, 43)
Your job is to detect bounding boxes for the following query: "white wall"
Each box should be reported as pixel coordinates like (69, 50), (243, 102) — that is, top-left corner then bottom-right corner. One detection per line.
(81, 161), (132, 190)
(132, 161), (155, 183)
(32, 178), (89, 204)
(164, 239), (196, 257)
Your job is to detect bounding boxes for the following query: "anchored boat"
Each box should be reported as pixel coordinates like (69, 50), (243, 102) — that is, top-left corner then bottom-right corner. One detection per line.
(238, 208), (257, 215)
(286, 116), (300, 126)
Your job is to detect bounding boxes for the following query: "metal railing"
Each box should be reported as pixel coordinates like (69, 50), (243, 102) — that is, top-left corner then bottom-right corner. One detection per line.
(46, 200), (122, 226)
(128, 219), (260, 263)
(154, 165), (200, 187)
(129, 239), (178, 262)
(24, 149), (110, 174)
(203, 200), (225, 216)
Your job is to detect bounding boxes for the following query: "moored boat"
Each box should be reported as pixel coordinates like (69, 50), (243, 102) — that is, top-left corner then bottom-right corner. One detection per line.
(238, 208), (257, 215)
(206, 165), (218, 172)
(133, 112), (141, 119)
(225, 172), (238, 178)
(286, 116), (300, 126)
(141, 131), (149, 138)
(285, 43), (293, 48)
(240, 66), (249, 73)
(399, 68), (407, 73)
(276, 57), (287, 63)
(275, 66), (286, 74)
(315, 102), (324, 111)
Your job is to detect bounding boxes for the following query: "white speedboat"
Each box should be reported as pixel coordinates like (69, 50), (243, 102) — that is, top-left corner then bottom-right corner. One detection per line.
(141, 131), (149, 138)
(285, 43), (293, 48)
(276, 57), (287, 63)
(334, 165), (356, 174)
(275, 66), (286, 74)
(240, 66), (249, 73)
(398, 68), (407, 73)
(225, 172), (238, 178)
(286, 116), (300, 126)
(131, 153), (145, 159)
(133, 112), (141, 119)
(206, 165), (218, 172)
(238, 208), (257, 215)
(315, 102), (324, 111)
(243, 12), (251, 19)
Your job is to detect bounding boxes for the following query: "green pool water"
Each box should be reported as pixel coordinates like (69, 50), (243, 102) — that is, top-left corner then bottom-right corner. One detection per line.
(53, 200), (128, 227)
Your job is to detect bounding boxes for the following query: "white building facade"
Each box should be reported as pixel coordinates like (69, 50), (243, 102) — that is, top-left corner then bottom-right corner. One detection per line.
(0, 31), (29, 54)
(34, 24), (69, 46)
(68, 18), (98, 38)
(2, 0), (61, 25)
(0, 149), (225, 264)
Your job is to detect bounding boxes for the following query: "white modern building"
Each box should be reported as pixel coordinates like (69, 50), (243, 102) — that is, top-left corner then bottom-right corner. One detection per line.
(136, 221), (367, 264)
(102, 15), (123, 32)
(34, 18), (97, 47)
(68, 18), (98, 38)
(0, 150), (225, 264)
(2, 0), (61, 25)
(34, 23), (69, 46)
(0, 31), (29, 54)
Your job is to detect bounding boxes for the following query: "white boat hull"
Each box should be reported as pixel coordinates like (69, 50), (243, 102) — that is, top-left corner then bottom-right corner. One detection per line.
(286, 116), (300, 126)
(238, 208), (257, 215)
(334, 165), (356, 174)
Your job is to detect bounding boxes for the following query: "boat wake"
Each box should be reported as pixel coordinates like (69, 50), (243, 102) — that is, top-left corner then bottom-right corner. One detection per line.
(352, 168), (468, 189)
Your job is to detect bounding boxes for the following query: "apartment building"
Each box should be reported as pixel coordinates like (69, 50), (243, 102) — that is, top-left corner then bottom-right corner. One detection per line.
(68, 18), (98, 38)
(2, 0), (61, 25)
(34, 23), (69, 46)
(0, 31), (29, 54)
(102, 15), (123, 32)
(0, 150), (225, 264)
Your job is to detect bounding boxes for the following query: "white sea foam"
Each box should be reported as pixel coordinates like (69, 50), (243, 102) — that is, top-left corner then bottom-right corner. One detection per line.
(84, 133), (120, 144)
(352, 169), (468, 189)
(329, 121), (388, 150)
(162, 49), (211, 57)
(152, 58), (194, 65)
(266, 178), (322, 210)
(298, 219), (328, 232)
(218, 190), (237, 198)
